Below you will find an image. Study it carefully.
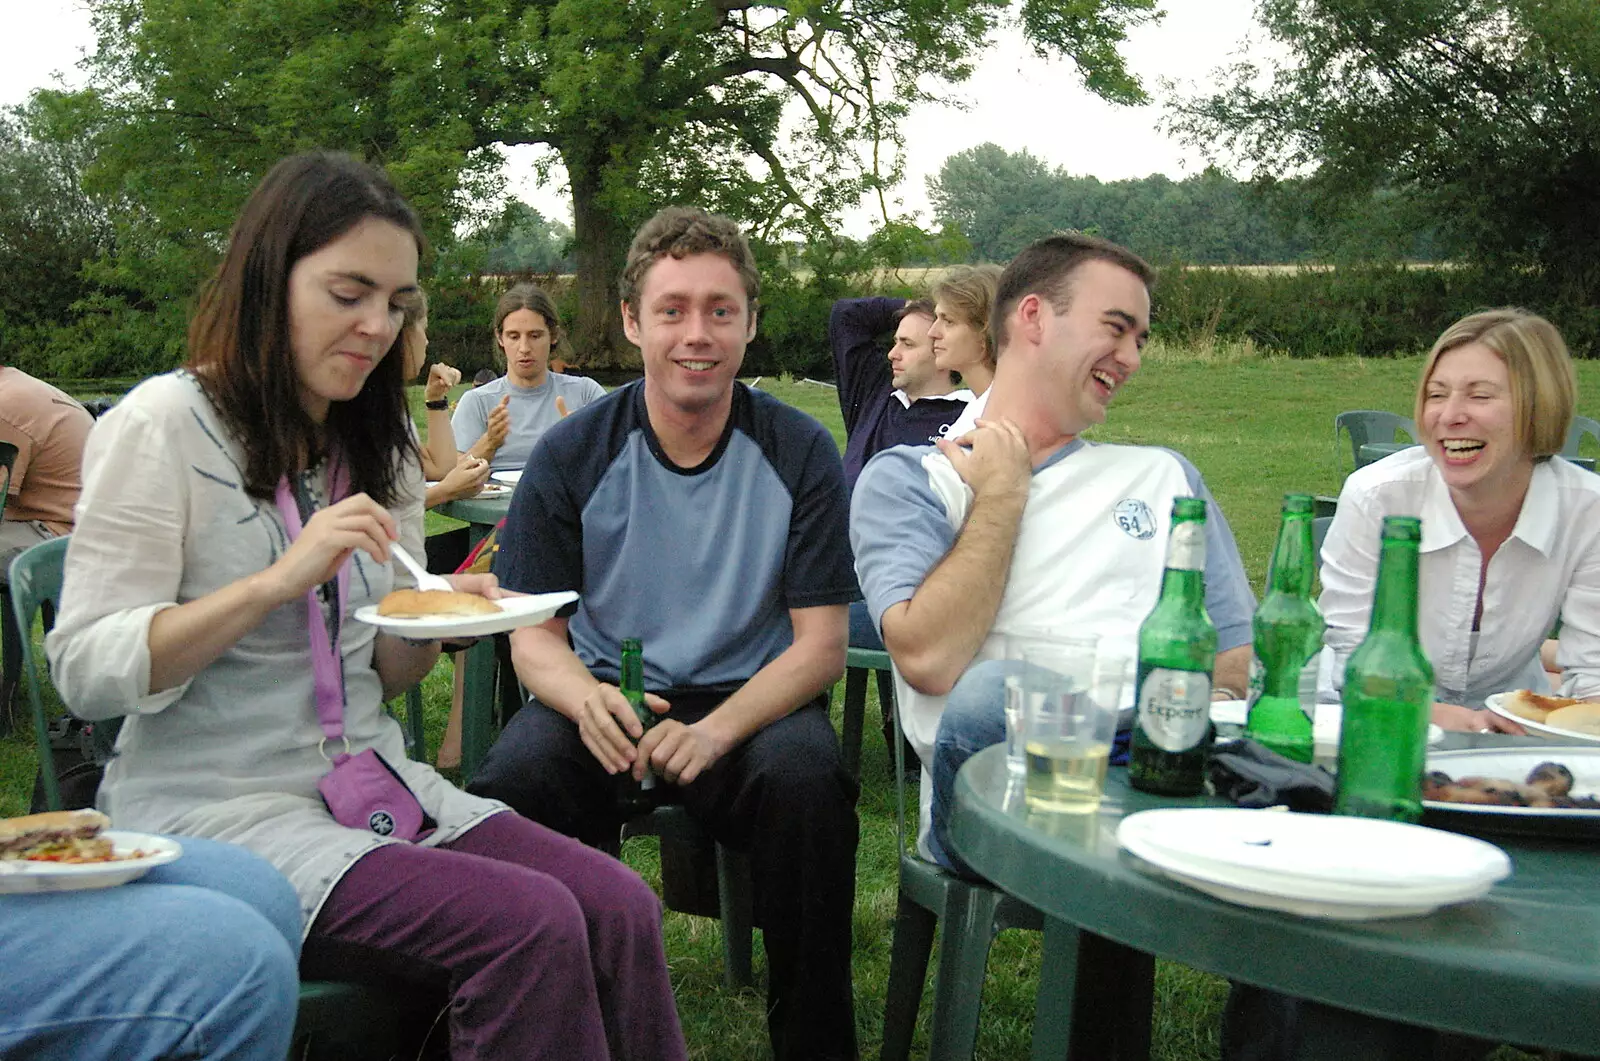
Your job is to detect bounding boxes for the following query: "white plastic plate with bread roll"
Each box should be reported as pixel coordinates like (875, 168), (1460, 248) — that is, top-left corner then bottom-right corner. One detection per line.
(0, 832), (183, 893)
(1486, 691), (1600, 744)
(425, 481), (513, 500)
(353, 590), (578, 640)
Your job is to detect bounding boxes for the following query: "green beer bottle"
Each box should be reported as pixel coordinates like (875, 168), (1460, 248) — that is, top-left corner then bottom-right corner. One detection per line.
(1334, 516), (1434, 823)
(1130, 497), (1218, 796)
(1244, 494), (1325, 763)
(616, 638), (658, 816)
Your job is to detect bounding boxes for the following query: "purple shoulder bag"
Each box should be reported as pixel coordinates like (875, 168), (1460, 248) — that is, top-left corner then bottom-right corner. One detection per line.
(275, 467), (435, 842)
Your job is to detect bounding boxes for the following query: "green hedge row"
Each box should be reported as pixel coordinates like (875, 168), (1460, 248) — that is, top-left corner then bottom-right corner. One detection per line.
(11, 260), (1596, 384)
(1149, 263), (1600, 360)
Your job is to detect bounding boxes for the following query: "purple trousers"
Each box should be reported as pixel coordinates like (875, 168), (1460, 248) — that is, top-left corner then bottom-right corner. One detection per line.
(303, 810), (686, 1061)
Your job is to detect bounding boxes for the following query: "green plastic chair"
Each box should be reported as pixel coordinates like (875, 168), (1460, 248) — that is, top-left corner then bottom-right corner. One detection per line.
(1564, 415), (1600, 466)
(843, 646), (894, 779)
(11, 536), (69, 811)
(1335, 410), (1417, 474)
(1312, 515), (1335, 575)
(9, 536), (432, 1059)
(878, 662), (1044, 1061)
(0, 440), (20, 725)
(396, 685), (427, 760)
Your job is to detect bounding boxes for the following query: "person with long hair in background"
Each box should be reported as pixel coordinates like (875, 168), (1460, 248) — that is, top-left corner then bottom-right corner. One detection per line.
(450, 283), (606, 474)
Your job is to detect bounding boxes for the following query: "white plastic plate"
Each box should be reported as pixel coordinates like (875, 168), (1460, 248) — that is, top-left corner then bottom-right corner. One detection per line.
(353, 591), (577, 639)
(490, 470), (523, 486)
(1423, 746), (1600, 837)
(0, 832), (182, 893)
(1485, 693), (1600, 745)
(1140, 860), (1478, 921)
(425, 482), (513, 500)
(1117, 807), (1510, 891)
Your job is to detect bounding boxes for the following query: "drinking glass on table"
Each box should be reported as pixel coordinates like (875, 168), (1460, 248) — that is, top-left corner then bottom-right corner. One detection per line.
(1011, 635), (1117, 814)
(1003, 633), (1097, 776)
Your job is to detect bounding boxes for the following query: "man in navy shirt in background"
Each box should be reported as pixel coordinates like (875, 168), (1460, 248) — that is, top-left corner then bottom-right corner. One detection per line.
(831, 297), (971, 662)
(831, 296), (972, 492)
(471, 206), (861, 1061)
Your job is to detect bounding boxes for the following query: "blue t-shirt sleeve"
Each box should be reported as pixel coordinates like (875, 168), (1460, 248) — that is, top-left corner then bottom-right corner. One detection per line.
(493, 426), (586, 616)
(783, 421), (862, 609)
(451, 387), (489, 452)
(850, 446), (957, 630)
(1173, 453), (1256, 651)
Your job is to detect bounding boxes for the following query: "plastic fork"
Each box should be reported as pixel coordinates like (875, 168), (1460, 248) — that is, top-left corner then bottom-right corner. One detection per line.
(390, 542), (454, 593)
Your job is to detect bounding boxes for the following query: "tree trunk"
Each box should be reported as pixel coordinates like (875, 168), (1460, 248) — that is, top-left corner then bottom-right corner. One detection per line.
(567, 151), (636, 370)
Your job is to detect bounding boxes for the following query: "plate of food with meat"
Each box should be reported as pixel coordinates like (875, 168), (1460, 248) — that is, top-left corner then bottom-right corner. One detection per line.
(1422, 747), (1600, 839)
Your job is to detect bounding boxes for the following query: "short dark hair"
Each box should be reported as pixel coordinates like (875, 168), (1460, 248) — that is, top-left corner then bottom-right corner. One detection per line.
(492, 283), (564, 367)
(619, 207), (760, 314)
(896, 298), (935, 323)
(993, 233), (1155, 351)
(187, 151), (426, 505)
(473, 368), (499, 387)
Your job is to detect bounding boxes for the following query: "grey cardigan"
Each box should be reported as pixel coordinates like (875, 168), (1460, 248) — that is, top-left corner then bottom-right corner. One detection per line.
(47, 372), (504, 933)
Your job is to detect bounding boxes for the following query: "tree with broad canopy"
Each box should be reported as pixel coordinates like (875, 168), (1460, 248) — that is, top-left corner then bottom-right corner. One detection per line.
(34, 0), (1159, 365)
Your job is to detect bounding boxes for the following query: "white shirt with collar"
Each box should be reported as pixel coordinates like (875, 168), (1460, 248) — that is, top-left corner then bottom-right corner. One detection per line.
(890, 387), (974, 410)
(1318, 445), (1600, 709)
(943, 388), (988, 438)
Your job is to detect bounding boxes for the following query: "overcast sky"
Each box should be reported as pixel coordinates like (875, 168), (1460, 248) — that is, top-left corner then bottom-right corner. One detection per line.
(0, 0), (1267, 234)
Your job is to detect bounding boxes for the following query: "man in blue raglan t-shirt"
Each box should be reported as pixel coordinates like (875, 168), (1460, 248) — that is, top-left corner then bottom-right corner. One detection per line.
(850, 232), (1257, 876)
(470, 207), (862, 1061)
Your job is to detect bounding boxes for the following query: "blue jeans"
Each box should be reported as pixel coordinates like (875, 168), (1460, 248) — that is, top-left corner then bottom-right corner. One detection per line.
(929, 659), (1017, 876)
(0, 835), (300, 1061)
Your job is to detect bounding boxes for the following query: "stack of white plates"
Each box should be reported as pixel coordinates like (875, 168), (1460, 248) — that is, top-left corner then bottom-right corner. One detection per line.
(1117, 808), (1511, 920)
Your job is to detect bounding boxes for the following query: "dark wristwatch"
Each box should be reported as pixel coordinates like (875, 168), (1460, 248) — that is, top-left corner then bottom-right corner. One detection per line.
(424, 398), (448, 410)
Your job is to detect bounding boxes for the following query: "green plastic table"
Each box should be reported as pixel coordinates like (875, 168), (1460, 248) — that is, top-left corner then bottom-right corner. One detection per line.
(949, 743), (1600, 1060)
(433, 495), (512, 780)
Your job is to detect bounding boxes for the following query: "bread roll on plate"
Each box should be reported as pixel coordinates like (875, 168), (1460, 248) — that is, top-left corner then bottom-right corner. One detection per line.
(377, 589), (501, 619)
(1544, 702), (1600, 737)
(1501, 689), (1581, 724)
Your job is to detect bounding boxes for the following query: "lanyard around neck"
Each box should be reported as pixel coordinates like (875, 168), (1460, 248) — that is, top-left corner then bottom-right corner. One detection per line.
(274, 460), (352, 746)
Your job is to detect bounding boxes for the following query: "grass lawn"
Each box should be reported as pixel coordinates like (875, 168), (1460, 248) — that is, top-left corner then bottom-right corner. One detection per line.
(14, 349), (1597, 1060)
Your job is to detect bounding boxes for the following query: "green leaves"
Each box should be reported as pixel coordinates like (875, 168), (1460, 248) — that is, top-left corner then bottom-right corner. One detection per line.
(20, 0), (1165, 366)
(1169, 0), (1600, 308)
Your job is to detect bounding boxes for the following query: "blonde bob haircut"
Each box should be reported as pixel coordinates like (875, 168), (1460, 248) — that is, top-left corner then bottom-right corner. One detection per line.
(932, 264), (1003, 363)
(1415, 308), (1575, 461)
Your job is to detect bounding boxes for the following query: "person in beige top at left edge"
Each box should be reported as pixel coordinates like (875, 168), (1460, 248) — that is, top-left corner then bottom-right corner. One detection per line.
(0, 361), (93, 568)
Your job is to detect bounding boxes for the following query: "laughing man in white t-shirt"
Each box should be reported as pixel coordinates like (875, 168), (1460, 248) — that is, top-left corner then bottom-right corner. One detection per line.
(850, 233), (1257, 874)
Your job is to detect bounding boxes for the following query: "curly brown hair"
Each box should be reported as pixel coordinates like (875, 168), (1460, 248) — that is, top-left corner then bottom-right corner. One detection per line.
(618, 207), (760, 316)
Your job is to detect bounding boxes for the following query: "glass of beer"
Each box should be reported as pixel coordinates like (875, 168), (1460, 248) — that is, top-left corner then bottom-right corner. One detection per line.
(1016, 636), (1116, 814)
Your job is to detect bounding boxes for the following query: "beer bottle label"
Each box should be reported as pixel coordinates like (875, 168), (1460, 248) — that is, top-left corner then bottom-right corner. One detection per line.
(1165, 519), (1206, 572)
(1137, 667), (1212, 752)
